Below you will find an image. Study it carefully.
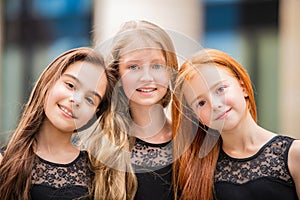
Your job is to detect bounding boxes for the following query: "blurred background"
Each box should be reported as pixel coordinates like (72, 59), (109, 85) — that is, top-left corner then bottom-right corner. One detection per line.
(1, 0), (300, 145)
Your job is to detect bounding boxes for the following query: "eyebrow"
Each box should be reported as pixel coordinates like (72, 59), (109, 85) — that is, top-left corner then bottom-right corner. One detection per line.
(63, 74), (102, 101)
(122, 58), (165, 64)
(189, 80), (225, 105)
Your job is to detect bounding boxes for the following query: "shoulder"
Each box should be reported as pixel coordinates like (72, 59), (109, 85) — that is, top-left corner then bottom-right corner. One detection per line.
(288, 139), (300, 174)
(288, 139), (300, 196)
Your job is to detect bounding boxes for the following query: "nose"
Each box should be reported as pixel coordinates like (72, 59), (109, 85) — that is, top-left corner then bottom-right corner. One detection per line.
(211, 95), (223, 110)
(69, 92), (82, 107)
(140, 67), (154, 82)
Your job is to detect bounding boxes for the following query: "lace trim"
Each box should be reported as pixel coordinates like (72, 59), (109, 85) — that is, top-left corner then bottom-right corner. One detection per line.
(31, 151), (93, 188)
(131, 138), (173, 169)
(214, 135), (295, 185)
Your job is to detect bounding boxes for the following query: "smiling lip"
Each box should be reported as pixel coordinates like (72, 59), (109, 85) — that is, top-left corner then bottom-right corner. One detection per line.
(136, 87), (157, 93)
(215, 108), (232, 120)
(58, 105), (77, 119)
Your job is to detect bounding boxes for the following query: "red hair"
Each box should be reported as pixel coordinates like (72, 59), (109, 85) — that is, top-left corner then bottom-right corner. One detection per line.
(172, 48), (257, 199)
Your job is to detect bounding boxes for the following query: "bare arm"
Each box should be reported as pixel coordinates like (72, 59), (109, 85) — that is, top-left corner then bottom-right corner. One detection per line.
(288, 139), (300, 198)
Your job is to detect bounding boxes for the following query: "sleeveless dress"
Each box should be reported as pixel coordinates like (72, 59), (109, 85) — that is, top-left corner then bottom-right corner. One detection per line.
(214, 135), (298, 200)
(31, 151), (93, 200)
(131, 138), (174, 200)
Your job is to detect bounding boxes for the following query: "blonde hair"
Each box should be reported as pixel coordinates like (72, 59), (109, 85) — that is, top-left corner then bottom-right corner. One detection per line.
(172, 48), (257, 200)
(107, 20), (178, 109)
(0, 47), (109, 200)
(90, 20), (179, 200)
(82, 96), (137, 200)
(107, 20), (178, 150)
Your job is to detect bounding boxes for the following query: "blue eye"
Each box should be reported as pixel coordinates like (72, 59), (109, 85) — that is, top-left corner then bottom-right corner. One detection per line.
(216, 86), (226, 94)
(129, 65), (139, 70)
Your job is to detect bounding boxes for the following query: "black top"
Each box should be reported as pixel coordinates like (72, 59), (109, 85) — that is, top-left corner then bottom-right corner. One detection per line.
(31, 151), (93, 200)
(131, 138), (173, 200)
(214, 135), (298, 200)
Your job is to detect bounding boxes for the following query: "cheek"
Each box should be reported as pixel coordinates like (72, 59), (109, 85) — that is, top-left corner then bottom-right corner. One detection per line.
(121, 77), (137, 99)
(195, 107), (212, 126)
(43, 90), (60, 120)
(50, 81), (69, 99)
(44, 86), (61, 107)
(77, 107), (97, 127)
(154, 71), (170, 87)
(226, 90), (246, 108)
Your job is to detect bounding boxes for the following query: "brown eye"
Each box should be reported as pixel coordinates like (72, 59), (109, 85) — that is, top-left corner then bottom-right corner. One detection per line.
(65, 82), (75, 90)
(198, 100), (206, 107)
(85, 97), (95, 105)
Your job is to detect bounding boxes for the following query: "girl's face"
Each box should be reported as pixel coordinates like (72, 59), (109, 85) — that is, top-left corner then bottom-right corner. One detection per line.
(44, 61), (107, 133)
(184, 65), (248, 132)
(118, 49), (170, 107)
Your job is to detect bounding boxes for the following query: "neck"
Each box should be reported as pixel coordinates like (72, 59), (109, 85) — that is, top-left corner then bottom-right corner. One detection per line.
(221, 114), (276, 158)
(130, 104), (172, 143)
(35, 120), (79, 163)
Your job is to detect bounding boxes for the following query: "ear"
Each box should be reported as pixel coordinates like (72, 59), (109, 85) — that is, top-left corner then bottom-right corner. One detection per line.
(239, 80), (248, 97)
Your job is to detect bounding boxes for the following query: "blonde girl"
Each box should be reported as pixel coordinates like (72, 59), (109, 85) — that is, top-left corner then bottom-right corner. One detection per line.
(106, 20), (178, 200)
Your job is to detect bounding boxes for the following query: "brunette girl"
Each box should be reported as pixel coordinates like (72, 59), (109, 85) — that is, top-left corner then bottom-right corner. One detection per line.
(0, 47), (109, 200)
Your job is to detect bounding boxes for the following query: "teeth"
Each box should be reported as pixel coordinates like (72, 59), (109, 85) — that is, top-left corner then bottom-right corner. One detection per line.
(138, 88), (155, 92)
(60, 106), (73, 117)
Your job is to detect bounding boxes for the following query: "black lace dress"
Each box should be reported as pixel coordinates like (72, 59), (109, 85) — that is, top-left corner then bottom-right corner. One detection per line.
(214, 135), (298, 200)
(31, 151), (93, 200)
(131, 138), (173, 200)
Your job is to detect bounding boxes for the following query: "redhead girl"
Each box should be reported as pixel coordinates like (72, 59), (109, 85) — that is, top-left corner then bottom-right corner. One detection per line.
(106, 20), (178, 200)
(0, 47), (110, 200)
(172, 48), (300, 200)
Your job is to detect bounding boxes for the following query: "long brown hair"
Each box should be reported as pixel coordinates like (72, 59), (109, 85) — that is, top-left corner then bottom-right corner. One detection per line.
(172, 48), (257, 200)
(0, 47), (110, 200)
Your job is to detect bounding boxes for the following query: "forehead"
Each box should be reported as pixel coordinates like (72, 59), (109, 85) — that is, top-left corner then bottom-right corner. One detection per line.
(63, 61), (107, 93)
(119, 48), (165, 63)
(183, 65), (233, 102)
(118, 32), (162, 54)
(189, 65), (234, 86)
